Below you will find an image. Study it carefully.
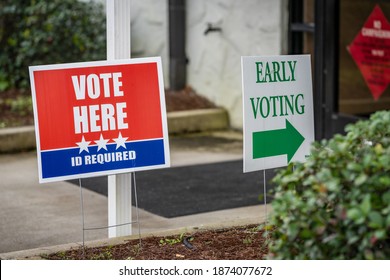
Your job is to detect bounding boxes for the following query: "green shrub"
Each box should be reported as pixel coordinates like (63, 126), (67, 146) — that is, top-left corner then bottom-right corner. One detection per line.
(269, 110), (390, 259)
(0, 0), (106, 90)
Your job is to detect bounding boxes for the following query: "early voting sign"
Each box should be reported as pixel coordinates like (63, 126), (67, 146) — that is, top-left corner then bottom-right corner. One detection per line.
(241, 55), (314, 172)
(29, 57), (170, 183)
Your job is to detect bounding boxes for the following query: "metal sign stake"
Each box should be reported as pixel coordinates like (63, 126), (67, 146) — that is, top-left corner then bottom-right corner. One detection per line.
(262, 169), (269, 242)
(78, 175), (142, 257)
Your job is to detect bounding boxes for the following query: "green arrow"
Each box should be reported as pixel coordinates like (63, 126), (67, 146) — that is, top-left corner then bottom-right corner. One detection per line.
(252, 119), (305, 162)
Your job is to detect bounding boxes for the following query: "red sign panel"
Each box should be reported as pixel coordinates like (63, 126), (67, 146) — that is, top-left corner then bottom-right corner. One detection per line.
(347, 5), (390, 100)
(29, 58), (170, 183)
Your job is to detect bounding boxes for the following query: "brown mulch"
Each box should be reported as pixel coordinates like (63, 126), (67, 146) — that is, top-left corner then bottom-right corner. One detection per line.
(0, 86), (216, 128)
(44, 225), (270, 260)
(165, 86), (216, 112)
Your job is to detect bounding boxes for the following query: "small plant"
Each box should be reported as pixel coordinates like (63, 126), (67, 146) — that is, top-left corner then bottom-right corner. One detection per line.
(131, 243), (141, 256)
(89, 245), (114, 260)
(159, 233), (186, 246)
(269, 110), (390, 259)
(58, 251), (68, 260)
(90, 250), (113, 260)
(243, 237), (253, 245)
(242, 226), (262, 245)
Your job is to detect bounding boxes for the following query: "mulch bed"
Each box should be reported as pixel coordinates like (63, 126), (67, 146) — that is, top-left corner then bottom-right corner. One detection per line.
(165, 86), (216, 112)
(44, 225), (270, 260)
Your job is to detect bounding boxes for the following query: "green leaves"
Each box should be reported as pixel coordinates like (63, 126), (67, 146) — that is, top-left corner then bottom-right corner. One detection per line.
(368, 212), (383, 229)
(347, 208), (364, 224)
(0, 0), (106, 90)
(269, 111), (390, 260)
(360, 195), (371, 215)
(354, 174), (368, 186)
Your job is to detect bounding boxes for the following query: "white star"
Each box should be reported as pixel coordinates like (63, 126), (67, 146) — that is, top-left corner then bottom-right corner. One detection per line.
(76, 136), (91, 154)
(94, 134), (109, 152)
(113, 132), (128, 149)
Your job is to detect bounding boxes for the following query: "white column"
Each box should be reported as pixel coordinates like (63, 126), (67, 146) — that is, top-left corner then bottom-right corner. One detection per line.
(106, 0), (132, 238)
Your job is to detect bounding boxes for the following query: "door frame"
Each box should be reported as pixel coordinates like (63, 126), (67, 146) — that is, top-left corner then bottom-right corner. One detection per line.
(289, 0), (362, 140)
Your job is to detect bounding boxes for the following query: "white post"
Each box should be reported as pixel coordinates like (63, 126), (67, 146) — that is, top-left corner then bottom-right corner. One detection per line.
(106, 0), (132, 238)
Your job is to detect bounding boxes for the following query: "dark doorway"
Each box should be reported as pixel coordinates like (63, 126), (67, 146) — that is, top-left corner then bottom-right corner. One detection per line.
(289, 0), (390, 140)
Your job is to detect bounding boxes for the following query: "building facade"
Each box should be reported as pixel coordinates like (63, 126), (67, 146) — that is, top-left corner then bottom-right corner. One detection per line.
(130, 0), (288, 129)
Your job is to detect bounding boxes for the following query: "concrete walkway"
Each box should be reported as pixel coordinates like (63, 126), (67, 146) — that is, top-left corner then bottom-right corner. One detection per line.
(0, 130), (269, 257)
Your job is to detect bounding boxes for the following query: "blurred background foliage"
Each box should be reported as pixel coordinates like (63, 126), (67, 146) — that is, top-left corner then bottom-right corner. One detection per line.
(0, 0), (106, 90)
(269, 110), (390, 259)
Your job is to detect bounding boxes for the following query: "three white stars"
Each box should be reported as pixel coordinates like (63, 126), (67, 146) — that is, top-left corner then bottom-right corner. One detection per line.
(76, 132), (128, 154)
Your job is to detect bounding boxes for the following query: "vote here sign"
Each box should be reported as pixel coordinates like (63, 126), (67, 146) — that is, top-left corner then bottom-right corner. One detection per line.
(241, 55), (314, 172)
(29, 57), (170, 183)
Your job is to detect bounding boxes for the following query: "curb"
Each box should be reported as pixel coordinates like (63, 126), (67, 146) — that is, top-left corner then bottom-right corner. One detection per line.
(0, 126), (36, 153)
(0, 217), (262, 260)
(0, 108), (229, 153)
(167, 108), (229, 134)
